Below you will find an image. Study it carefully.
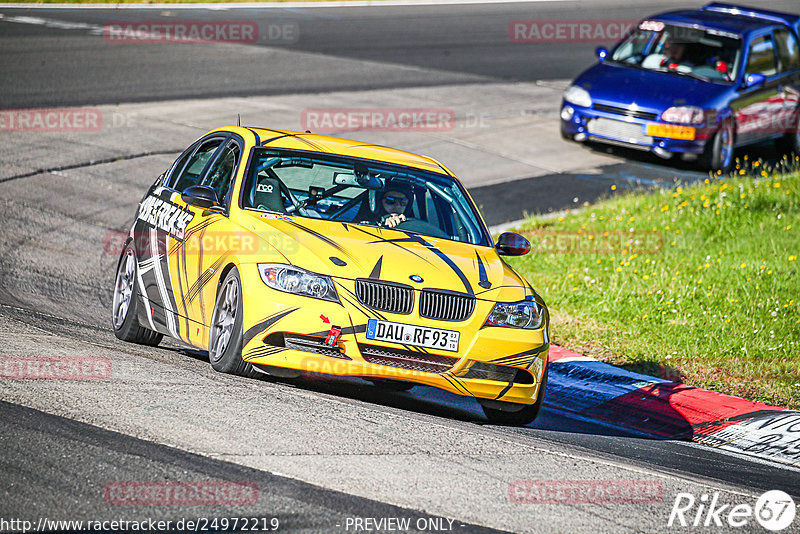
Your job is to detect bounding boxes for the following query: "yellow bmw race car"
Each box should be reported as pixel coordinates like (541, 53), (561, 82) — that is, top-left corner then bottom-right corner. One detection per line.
(112, 127), (549, 425)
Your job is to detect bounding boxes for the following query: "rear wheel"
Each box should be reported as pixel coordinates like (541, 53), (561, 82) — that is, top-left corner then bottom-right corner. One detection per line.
(112, 244), (163, 346)
(480, 366), (548, 426)
(701, 119), (734, 174)
(209, 268), (257, 377)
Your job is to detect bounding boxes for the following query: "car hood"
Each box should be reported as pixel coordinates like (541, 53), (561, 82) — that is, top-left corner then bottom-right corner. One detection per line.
(242, 213), (532, 302)
(574, 63), (729, 112)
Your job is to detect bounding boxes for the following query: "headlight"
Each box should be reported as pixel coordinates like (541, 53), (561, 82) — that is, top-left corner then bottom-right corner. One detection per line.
(257, 263), (339, 302)
(563, 85), (592, 108)
(661, 106), (705, 125)
(484, 299), (543, 330)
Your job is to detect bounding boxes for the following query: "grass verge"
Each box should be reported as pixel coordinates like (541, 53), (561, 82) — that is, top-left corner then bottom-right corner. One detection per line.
(507, 162), (800, 409)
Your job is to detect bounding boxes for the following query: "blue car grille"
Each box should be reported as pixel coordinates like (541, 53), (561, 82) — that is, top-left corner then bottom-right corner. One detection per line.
(587, 118), (653, 146)
(593, 104), (658, 121)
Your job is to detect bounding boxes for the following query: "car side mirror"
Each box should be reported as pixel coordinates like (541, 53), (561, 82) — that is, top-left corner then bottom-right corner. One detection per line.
(495, 232), (531, 256)
(181, 185), (223, 211)
(596, 47), (608, 62)
(744, 73), (766, 89)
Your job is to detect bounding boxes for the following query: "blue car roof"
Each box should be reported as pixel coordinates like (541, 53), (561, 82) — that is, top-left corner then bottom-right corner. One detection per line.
(650, 3), (800, 37)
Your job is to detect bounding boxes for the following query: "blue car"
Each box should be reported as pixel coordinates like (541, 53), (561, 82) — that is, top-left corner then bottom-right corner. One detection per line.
(561, 3), (800, 172)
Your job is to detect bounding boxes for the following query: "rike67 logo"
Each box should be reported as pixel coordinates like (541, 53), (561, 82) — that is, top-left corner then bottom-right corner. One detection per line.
(668, 490), (796, 531)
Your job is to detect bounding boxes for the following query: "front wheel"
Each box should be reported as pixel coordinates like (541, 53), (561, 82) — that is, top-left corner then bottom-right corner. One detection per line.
(480, 366), (548, 426)
(775, 112), (800, 157)
(112, 244), (162, 346)
(208, 268), (256, 377)
(701, 119), (734, 174)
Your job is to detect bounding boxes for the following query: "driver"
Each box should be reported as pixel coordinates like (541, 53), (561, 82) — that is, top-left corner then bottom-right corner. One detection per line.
(376, 186), (412, 228)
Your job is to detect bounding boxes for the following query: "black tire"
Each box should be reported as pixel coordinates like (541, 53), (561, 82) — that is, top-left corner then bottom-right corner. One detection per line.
(560, 124), (573, 141)
(368, 379), (414, 392)
(112, 244), (163, 346)
(701, 119), (734, 174)
(775, 112), (800, 156)
(208, 267), (257, 377)
(480, 366), (548, 426)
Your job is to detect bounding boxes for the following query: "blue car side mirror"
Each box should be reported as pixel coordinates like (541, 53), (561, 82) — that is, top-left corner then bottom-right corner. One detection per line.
(596, 47), (608, 62)
(744, 73), (766, 88)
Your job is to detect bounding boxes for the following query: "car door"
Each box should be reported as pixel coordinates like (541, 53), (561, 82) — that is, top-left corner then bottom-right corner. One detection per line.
(132, 135), (226, 343)
(166, 136), (243, 348)
(733, 31), (784, 146)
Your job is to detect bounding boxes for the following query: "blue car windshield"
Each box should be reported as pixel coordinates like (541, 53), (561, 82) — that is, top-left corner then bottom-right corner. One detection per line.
(242, 148), (491, 247)
(610, 22), (741, 83)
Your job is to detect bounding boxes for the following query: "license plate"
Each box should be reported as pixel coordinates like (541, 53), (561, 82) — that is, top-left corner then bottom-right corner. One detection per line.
(366, 319), (459, 352)
(645, 123), (696, 140)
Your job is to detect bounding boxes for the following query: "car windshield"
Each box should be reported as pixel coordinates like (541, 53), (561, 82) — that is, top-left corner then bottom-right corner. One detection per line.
(610, 21), (741, 83)
(242, 148), (491, 247)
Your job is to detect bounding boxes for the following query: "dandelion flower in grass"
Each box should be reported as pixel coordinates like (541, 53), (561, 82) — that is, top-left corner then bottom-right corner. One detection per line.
(790, 256), (797, 262)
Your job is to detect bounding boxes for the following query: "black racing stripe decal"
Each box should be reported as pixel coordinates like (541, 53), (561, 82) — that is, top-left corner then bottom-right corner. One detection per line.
(285, 220), (353, 257)
(489, 345), (549, 367)
(242, 308), (299, 348)
(186, 253), (231, 303)
(369, 256), (383, 279)
(357, 229), (472, 294)
(475, 284), (529, 297)
(349, 226), (432, 264)
(245, 127), (261, 146)
(476, 251), (491, 290)
(442, 373), (471, 396)
(494, 381), (515, 401)
(295, 134), (331, 153)
(244, 346), (287, 361)
(401, 233), (473, 295)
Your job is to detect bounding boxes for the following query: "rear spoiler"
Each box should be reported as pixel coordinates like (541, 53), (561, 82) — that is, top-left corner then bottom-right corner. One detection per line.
(702, 2), (800, 37)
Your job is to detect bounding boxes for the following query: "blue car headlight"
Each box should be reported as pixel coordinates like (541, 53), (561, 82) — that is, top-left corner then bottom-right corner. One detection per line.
(484, 299), (543, 330)
(257, 263), (339, 302)
(563, 85), (592, 108)
(661, 106), (705, 125)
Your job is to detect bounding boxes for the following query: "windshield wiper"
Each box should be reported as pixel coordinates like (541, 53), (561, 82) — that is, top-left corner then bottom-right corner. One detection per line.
(654, 67), (710, 82)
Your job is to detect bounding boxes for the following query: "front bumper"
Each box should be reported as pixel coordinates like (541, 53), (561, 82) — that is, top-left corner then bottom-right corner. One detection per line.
(560, 101), (713, 155)
(238, 265), (548, 405)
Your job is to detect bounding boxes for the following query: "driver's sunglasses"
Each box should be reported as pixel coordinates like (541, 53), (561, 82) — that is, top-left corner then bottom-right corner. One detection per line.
(383, 196), (409, 207)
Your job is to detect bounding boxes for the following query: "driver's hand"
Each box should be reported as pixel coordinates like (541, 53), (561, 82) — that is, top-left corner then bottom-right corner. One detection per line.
(383, 214), (406, 228)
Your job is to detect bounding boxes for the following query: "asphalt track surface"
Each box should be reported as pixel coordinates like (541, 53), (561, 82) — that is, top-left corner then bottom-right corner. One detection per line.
(1, 1), (800, 533)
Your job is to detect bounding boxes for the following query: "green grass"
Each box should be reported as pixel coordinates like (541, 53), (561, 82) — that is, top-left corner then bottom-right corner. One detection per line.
(507, 159), (800, 409)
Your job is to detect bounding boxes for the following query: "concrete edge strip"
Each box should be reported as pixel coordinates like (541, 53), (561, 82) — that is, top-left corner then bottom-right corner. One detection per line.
(546, 344), (799, 467)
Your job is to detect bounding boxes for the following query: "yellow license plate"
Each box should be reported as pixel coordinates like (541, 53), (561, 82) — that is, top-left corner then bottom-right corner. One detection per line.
(645, 124), (696, 140)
